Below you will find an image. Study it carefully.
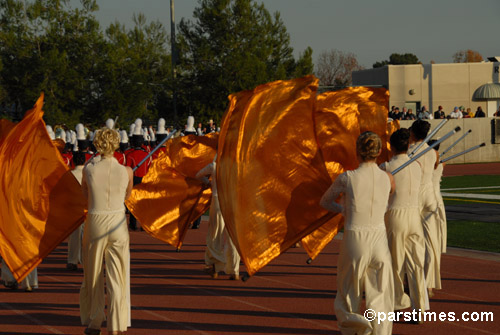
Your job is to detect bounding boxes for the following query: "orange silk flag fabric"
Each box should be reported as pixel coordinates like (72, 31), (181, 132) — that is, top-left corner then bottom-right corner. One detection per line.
(126, 133), (218, 249)
(217, 76), (335, 276)
(0, 119), (15, 141)
(0, 94), (86, 282)
(301, 87), (392, 260)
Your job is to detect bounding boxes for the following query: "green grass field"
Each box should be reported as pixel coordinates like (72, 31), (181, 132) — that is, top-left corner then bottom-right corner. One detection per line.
(442, 174), (500, 253)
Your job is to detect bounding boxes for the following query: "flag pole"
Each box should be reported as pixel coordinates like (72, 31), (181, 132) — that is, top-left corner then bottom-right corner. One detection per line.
(392, 126), (461, 175)
(440, 129), (471, 157)
(132, 130), (176, 172)
(409, 119), (448, 158)
(440, 143), (486, 163)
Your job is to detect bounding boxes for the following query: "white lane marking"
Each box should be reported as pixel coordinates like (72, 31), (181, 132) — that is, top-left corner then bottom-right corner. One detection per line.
(441, 192), (500, 200)
(442, 186), (500, 191)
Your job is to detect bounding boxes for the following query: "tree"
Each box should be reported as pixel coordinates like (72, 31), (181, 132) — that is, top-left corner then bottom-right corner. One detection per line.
(176, 0), (313, 124)
(453, 49), (483, 63)
(315, 49), (363, 87)
(373, 53), (420, 68)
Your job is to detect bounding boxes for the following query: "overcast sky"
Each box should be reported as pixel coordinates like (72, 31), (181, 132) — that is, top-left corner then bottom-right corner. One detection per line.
(81, 0), (499, 68)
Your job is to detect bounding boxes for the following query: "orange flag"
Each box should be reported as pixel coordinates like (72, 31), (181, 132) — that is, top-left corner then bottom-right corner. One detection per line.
(301, 87), (393, 260)
(217, 76), (335, 276)
(0, 94), (86, 282)
(125, 133), (218, 249)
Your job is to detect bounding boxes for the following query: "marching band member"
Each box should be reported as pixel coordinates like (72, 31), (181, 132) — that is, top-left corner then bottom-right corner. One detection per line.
(321, 132), (395, 335)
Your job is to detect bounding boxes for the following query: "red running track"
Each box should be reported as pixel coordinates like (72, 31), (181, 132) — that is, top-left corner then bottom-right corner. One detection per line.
(1, 222), (499, 335)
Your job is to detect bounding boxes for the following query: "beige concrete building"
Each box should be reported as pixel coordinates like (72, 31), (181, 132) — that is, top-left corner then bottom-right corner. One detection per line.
(352, 61), (500, 117)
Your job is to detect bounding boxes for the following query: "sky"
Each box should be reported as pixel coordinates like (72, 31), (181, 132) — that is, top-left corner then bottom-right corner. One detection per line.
(76, 0), (499, 68)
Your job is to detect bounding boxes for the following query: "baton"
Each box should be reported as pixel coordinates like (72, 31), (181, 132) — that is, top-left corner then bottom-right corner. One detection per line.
(409, 119), (448, 158)
(440, 129), (471, 157)
(132, 130), (176, 172)
(392, 126), (461, 175)
(440, 143), (486, 163)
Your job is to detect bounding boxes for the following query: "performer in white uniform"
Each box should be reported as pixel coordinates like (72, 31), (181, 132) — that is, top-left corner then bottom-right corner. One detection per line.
(67, 152), (86, 271)
(428, 140), (447, 254)
(196, 155), (241, 280)
(1, 261), (38, 292)
(381, 129), (427, 314)
(409, 120), (441, 295)
(80, 128), (133, 335)
(320, 132), (395, 335)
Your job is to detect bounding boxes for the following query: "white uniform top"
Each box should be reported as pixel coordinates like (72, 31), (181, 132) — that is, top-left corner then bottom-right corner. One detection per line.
(322, 162), (391, 231)
(409, 142), (436, 186)
(84, 156), (129, 214)
(381, 154), (421, 210)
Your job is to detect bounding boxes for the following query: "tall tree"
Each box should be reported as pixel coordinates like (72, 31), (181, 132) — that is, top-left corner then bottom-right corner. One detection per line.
(176, 0), (313, 124)
(373, 53), (420, 68)
(315, 49), (363, 87)
(452, 49), (483, 63)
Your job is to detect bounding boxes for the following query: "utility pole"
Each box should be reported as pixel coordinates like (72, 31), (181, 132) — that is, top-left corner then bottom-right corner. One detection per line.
(170, 0), (178, 123)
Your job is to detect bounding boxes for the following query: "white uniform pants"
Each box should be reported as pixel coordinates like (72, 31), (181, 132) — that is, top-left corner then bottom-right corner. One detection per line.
(1, 261), (38, 289)
(420, 184), (441, 290)
(385, 208), (427, 312)
(68, 223), (84, 265)
(80, 212), (130, 332)
(205, 195), (240, 275)
(334, 229), (394, 335)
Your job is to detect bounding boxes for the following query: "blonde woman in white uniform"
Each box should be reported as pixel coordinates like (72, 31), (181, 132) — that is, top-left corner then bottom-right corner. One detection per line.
(409, 120), (441, 296)
(320, 132), (395, 335)
(80, 128), (133, 335)
(381, 129), (427, 315)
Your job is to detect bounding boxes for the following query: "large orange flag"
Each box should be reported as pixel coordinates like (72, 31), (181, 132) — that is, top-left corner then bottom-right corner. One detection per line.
(126, 133), (218, 249)
(301, 87), (394, 260)
(0, 94), (86, 282)
(0, 119), (15, 141)
(217, 76), (335, 276)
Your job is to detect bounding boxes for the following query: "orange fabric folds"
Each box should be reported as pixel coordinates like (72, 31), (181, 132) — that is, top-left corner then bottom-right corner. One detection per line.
(217, 76), (335, 276)
(0, 119), (15, 141)
(125, 133), (218, 249)
(301, 87), (392, 260)
(0, 94), (86, 282)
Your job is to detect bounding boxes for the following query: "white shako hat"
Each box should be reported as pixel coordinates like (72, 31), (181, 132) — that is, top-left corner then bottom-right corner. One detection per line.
(186, 115), (195, 131)
(148, 127), (156, 142)
(133, 118), (143, 136)
(129, 123), (136, 137)
(120, 130), (129, 144)
(143, 127), (150, 141)
(55, 127), (66, 142)
(66, 130), (72, 143)
(46, 125), (55, 140)
(76, 123), (86, 140)
(105, 118), (115, 129)
(157, 118), (167, 134)
(89, 130), (95, 141)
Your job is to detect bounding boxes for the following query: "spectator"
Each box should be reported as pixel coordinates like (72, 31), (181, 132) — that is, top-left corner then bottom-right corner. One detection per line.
(404, 108), (416, 120)
(464, 108), (473, 118)
(449, 107), (463, 119)
(474, 106), (486, 118)
(417, 106), (432, 120)
(389, 106), (396, 119)
(434, 106), (445, 119)
(392, 107), (403, 120)
(494, 106), (500, 117)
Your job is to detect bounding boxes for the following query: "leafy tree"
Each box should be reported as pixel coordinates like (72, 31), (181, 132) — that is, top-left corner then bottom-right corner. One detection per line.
(315, 49), (363, 87)
(373, 53), (420, 68)
(453, 49), (483, 63)
(176, 0), (313, 124)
